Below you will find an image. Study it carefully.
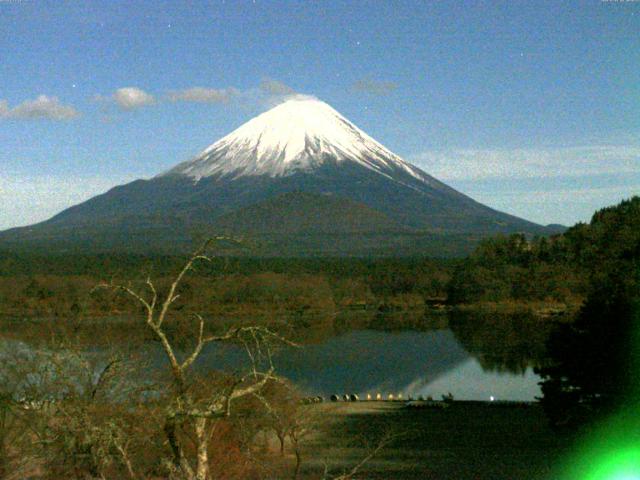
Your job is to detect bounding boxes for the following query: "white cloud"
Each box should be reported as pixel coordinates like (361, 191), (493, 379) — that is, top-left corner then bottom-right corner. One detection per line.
(259, 79), (295, 96)
(166, 87), (240, 103)
(0, 174), (136, 230)
(409, 145), (640, 225)
(0, 95), (80, 120)
(95, 80), (300, 112)
(410, 145), (640, 181)
(254, 79), (303, 107)
(112, 87), (156, 110)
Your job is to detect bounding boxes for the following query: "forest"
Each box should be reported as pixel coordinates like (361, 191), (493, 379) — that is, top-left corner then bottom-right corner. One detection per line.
(5, 196), (638, 319)
(0, 197), (638, 479)
(0, 255), (455, 320)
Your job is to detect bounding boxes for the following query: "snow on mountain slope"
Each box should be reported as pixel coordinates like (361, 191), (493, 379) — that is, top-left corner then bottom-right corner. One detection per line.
(163, 95), (429, 183)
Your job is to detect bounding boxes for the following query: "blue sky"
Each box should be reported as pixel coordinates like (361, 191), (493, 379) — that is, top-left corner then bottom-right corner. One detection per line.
(1, 0), (639, 229)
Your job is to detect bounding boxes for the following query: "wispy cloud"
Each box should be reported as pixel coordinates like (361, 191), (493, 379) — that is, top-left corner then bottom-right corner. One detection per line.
(259, 79), (296, 96)
(0, 95), (80, 120)
(254, 79), (301, 107)
(95, 87), (157, 111)
(410, 145), (640, 181)
(112, 87), (156, 110)
(465, 183), (640, 227)
(95, 80), (299, 111)
(352, 78), (398, 96)
(409, 145), (640, 225)
(166, 87), (240, 104)
(0, 174), (136, 230)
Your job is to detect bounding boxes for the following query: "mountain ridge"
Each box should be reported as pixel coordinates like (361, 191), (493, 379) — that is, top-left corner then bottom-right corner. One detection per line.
(0, 97), (558, 257)
(162, 95), (430, 183)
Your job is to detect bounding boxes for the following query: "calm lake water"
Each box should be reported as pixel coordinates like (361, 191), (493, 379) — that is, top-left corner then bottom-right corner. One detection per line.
(198, 328), (544, 401)
(1, 310), (558, 402)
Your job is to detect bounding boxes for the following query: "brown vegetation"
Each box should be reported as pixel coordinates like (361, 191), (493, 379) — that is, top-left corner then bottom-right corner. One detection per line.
(0, 240), (395, 480)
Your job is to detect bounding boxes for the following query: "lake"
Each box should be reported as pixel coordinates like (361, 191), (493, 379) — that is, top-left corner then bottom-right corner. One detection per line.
(0, 309), (559, 402)
(197, 328), (543, 401)
(190, 309), (557, 401)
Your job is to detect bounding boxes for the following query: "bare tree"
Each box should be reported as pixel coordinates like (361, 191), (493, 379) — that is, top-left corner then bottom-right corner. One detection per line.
(1, 238), (398, 480)
(41, 349), (153, 480)
(0, 340), (66, 479)
(252, 384), (318, 479)
(0, 327), (155, 480)
(252, 384), (399, 480)
(322, 429), (404, 480)
(287, 403), (317, 480)
(96, 238), (294, 480)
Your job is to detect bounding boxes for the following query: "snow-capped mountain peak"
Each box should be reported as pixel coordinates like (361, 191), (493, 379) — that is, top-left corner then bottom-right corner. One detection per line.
(1, 97), (550, 257)
(163, 95), (426, 181)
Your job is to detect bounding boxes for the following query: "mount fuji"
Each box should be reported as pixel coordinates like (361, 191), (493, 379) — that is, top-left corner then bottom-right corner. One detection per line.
(0, 96), (558, 256)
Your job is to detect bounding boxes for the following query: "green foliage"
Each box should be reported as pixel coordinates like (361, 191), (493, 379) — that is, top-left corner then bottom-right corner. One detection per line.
(443, 196), (640, 429)
(446, 196), (640, 305)
(534, 197), (640, 430)
(536, 270), (640, 430)
(0, 257), (455, 318)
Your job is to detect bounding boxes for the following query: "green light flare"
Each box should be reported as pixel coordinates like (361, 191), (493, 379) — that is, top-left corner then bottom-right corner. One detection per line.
(555, 304), (640, 480)
(582, 448), (640, 480)
(556, 407), (640, 480)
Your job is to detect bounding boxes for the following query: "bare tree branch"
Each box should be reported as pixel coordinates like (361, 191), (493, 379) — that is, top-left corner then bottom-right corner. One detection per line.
(327, 430), (404, 480)
(89, 236), (297, 480)
(156, 238), (214, 329)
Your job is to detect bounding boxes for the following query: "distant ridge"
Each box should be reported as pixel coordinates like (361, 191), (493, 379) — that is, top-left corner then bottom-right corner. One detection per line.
(0, 97), (557, 257)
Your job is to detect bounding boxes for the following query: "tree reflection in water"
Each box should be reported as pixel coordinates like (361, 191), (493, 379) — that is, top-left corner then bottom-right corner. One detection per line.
(449, 309), (568, 375)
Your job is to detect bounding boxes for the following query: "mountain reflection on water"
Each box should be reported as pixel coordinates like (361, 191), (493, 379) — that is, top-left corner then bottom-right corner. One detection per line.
(199, 329), (469, 397)
(0, 309), (562, 402)
(194, 310), (560, 401)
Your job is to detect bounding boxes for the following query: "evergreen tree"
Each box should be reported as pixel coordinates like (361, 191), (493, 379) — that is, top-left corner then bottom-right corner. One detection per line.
(536, 197), (640, 430)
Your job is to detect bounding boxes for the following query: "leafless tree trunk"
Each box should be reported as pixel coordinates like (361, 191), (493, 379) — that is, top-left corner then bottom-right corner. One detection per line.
(290, 428), (302, 480)
(277, 431), (286, 455)
(96, 238), (294, 480)
(194, 417), (209, 480)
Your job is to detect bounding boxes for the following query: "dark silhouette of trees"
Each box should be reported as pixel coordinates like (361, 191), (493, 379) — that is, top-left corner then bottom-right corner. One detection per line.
(535, 197), (640, 430)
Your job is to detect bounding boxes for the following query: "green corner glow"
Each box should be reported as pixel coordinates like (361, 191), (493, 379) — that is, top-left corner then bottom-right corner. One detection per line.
(581, 447), (640, 480)
(556, 405), (640, 480)
(555, 303), (640, 480)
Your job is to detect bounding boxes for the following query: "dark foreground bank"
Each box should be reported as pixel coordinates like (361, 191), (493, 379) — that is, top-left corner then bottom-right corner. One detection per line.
(301, 401), (568, 480)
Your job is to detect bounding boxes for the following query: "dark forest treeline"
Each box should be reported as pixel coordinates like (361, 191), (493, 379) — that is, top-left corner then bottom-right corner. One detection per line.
(446, 233), (586, 305)
(0, 256), (455, 318)
(0, 253), (460, 281)
(447, 196), (640, 306)
(2, 196), (639, 318)
(534, 197), (640, 429)
(437, 196), (640, 430)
